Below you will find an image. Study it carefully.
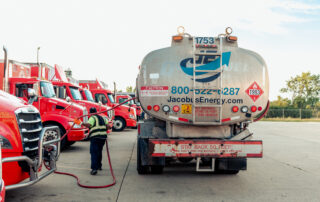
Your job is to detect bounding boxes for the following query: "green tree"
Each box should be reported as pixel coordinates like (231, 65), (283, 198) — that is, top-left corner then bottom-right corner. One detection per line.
(126, 86), (133, 93)
(270, 96), (291, 108)
(280, 72), (320, 108)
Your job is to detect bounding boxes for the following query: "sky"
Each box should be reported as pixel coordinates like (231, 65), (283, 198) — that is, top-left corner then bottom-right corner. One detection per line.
(0, 0), (319, 100)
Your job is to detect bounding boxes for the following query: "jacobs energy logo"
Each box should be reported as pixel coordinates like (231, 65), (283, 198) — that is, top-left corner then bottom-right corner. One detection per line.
(179, 52), (231, 82)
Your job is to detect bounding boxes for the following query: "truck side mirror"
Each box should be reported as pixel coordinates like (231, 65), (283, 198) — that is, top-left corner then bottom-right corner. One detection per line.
(27, 88), (37, 104)
(66, 96), (71, 102)
(28, 88), (36, 98)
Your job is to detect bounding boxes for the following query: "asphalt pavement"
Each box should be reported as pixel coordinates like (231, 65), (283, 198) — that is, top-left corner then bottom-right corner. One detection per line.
(6, 122), (320, 202)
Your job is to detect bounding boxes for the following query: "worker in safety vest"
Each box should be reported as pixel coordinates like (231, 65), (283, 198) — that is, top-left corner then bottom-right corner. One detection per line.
(81, 107), (109, 175)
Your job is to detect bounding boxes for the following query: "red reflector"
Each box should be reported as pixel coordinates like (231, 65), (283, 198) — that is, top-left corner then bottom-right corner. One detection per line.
(178, 117), (189, 122)
(153, 105), (160, 112)
(232, 106), (239, 113)
(147, 105), (152, 110)
(138, 123), (141, 135)
(258, 106), (262, 111)
(173, 105), (180, 112)
(251, 106), (257, 112)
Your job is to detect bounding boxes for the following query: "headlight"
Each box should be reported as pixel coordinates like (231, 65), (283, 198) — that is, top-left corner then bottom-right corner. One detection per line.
(0, 135), (13, 149)
(69, 122), (82, 129)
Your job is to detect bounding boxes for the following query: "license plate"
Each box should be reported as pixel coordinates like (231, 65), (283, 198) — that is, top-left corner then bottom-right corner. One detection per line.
(181, 104), (192, 114)
(195, 37), (215, 45)
(149, 140), (263, 158)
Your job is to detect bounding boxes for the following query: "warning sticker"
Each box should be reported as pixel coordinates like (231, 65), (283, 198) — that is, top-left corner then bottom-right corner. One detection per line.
(245, 82), (264, 102)
(140, 86), (169, 97)
(181, 104), (192, 114)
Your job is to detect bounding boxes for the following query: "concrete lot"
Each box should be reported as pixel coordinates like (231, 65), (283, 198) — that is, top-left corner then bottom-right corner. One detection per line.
(6, 122), (320, 202)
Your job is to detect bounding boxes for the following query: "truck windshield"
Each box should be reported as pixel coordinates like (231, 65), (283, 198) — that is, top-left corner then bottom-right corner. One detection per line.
(119, 98), (134, 105)
(40, 82), (56, 98)
(107, 93), (115, 103)
(70, 87), (83, 100)
(84, 89), (94, 102)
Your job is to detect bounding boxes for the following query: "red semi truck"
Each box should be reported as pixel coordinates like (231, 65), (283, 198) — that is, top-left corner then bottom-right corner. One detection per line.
(79, 80), (137, 131)
(0, 47), (60, 192)
(1, 61), (89, 149)
(115, 94), (142, 120)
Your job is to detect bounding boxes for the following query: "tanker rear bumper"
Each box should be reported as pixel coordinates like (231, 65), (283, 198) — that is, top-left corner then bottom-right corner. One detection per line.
(149, 139), (263, 158)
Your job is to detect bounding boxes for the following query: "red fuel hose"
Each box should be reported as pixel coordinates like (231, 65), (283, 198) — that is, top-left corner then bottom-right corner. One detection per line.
(44, 98), (136, 189)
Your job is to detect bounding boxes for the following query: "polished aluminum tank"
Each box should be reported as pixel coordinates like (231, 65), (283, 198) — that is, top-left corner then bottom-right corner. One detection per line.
(137, 32), (269, 126)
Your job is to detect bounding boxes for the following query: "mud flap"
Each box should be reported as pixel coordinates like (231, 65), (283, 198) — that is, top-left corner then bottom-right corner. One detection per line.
(138, 137), (165, 166)
(216, 158), (247, 171)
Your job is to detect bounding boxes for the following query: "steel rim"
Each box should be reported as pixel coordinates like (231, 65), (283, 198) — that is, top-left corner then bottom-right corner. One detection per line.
(113, 119), (123, 129)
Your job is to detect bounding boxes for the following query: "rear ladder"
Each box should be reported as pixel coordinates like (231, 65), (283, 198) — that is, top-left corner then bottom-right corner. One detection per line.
(192, 36), (225, 124)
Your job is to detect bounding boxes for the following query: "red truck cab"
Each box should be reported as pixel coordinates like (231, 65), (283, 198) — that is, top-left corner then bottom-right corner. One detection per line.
(115, 94), (142, 120)
(0, 48), (60, 193)
(2, 61), (89, 149)
(79, 80), (137, 131)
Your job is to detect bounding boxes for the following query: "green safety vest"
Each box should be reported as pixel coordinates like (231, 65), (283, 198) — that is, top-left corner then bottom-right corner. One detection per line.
(89, 115), (107, 138)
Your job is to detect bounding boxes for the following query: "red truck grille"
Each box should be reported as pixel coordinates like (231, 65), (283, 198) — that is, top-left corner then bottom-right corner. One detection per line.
(15, 107), (43, 159)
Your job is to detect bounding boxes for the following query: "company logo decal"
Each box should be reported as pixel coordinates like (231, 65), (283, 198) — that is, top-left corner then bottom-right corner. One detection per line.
(180, 52), (231, 82)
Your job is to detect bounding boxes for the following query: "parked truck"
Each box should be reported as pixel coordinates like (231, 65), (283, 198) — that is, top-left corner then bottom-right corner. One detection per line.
(115, 94), (142, 121)
(79, 80), (137, 131)
(1, 60), (89, 149)
(136, 27), (269, 174)
(0, 47), (60, 191)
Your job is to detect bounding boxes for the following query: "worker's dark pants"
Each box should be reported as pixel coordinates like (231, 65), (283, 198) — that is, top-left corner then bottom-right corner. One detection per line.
(90, 137), (106, 170)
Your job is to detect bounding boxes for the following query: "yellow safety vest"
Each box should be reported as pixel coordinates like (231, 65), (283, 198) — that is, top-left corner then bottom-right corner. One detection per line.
(89, 115), (107, 138)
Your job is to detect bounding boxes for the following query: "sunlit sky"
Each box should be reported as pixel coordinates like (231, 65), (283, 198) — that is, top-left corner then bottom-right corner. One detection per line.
(0, 0), (319, 100)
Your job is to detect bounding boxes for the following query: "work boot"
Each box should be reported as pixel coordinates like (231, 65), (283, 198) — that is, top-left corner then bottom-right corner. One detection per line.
(90, 169), (97, 175)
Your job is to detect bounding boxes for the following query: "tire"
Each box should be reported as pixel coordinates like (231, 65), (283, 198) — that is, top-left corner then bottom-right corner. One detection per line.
(44, 124), (67, 151)
(150, 165), (164, 174)
(112, 117), (126, 132)
(137, 139), (149, 174)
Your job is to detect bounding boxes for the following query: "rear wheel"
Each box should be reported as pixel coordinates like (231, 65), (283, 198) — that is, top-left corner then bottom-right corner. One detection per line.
(112, 117), (126, 132)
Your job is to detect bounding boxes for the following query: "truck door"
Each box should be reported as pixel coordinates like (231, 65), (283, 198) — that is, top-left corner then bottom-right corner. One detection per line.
(95, 93), (108, 105)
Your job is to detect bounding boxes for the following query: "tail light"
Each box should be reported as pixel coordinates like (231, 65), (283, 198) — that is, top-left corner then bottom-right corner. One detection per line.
(147, 105), (152, 110)
(232, 106), (239, 113)
(258, 106), (262, 111)
(251, 106), (257, 112)
(153, 105), (160, 112)
(138, 123), (140, 135)
(173, 105), (180, 112)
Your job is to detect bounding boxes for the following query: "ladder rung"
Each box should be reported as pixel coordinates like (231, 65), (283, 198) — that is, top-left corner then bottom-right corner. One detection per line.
(194, 70), (222, 73)
(193, 87), (222, 90)
(195, 53), (221, 56)
(194, 105), (222, 108)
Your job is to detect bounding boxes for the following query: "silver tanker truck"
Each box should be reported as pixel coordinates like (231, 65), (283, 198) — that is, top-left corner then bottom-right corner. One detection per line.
(136, 27), (269, 174)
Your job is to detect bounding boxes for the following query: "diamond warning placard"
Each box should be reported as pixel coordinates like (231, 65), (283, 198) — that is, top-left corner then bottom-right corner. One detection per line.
(245, 82), (264, 102)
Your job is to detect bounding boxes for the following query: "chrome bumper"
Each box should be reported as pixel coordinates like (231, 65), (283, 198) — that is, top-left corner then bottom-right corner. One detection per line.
(2, 126), (61, 190)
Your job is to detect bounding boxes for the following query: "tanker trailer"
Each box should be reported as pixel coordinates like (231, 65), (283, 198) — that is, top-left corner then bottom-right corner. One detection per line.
(136, 27), (269, 174)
